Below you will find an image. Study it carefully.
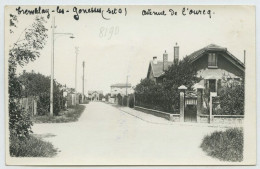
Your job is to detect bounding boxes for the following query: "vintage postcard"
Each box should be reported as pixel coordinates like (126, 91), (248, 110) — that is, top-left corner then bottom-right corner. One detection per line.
(5, 5), (256, 165)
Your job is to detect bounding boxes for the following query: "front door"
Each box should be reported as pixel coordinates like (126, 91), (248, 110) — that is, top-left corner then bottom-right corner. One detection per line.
(209, 79), (216, 92)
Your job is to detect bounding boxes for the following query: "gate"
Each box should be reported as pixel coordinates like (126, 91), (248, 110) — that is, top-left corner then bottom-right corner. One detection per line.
(184, 91), (197, 122)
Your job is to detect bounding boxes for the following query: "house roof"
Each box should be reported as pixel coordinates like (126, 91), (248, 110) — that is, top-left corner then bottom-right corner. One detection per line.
(147, 44), (245, 79)
(186, 44), (245, 70)
(111, 83), (131, 88)
(148, 61), (173, 78)
(88, 90), (103, 94)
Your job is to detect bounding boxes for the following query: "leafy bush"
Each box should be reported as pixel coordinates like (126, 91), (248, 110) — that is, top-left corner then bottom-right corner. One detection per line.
(200, 128), (243, 162)
(9, 67), (33, 138)
(135, 80), (176, 112)
(217, 79), (244, 115)
(123, 96), (128, 106)
(10, 135), (57, 157)
(117, 94), (123, 106)
(129, 95), (135, 108)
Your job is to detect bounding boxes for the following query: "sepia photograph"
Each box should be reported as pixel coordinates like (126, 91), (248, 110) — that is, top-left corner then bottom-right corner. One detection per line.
(4, 5), (256, 165)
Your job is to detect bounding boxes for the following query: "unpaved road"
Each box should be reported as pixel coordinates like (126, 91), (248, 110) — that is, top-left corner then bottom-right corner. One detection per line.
(31, 102), (233, 165)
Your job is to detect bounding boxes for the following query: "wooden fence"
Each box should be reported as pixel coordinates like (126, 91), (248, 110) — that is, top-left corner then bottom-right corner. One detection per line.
(19, 97), (38, 116)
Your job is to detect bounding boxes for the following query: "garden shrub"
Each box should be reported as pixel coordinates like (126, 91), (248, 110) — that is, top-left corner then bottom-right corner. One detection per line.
(117, 94), (123, 106)
(10, 134), (57, 157)
(9, 64), (33, 139)
(129, 95), (135, 108)
(200, 128), (243, 162)
(217, 79), (244, 115)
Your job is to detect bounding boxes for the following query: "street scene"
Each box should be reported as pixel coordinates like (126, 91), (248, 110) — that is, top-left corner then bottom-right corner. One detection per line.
(5, 5), (256, 165)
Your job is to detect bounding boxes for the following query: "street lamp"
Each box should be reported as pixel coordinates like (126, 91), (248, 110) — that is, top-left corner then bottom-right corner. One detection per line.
(50, 16), (75, 116)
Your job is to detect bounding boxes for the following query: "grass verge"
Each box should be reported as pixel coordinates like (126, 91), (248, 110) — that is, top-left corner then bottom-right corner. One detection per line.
(10, 135), (57, 157)
(200, 128), (243, 162)
(32, 104), (86, 123)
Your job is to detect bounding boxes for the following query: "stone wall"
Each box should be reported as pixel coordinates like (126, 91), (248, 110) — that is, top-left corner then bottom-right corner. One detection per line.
(199, 115), (209, 123)
(134, 106), (180, 121)
(199, 114), (244, 124)
(134, 106), (243, 124)
(212, 115), (244, 124)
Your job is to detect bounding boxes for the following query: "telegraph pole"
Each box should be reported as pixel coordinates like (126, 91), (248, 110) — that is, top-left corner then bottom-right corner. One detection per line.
(50, 16), (55, 116)
(126, 75), (129, 107)
(82, 61), (85, 101)
(75, 47), (79, 105)
(126, 75), (128, 96)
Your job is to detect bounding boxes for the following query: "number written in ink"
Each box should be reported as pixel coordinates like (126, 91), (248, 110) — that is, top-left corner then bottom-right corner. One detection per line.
(99, 26), (119, 40)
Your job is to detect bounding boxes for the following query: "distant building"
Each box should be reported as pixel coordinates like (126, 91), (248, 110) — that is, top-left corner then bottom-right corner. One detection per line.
(88, 90), (103, 101)
(110, 83), (133, 97)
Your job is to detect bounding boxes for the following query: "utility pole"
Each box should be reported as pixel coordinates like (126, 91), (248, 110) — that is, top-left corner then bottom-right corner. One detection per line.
(75, 47), (79, 105)
(126, 75), (129, 107)
(244, 50), (246, 65)
(49, 16), (75, 116)
(82, 61), (85, 101)
(126, 75), (128, 96)
(50, 16), (55, 116)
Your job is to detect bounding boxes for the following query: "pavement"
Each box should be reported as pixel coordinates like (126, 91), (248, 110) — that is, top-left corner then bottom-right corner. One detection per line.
(117, 105), (243, 128)
(27, 101), (241, 165)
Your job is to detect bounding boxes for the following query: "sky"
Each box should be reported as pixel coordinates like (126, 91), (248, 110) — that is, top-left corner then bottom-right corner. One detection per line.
(6, 5), (255, 94)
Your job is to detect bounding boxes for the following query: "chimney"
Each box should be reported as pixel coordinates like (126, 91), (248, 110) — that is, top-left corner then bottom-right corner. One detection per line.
(163, 50), (168, 71)
(153, 56), (158, 64)
(174, 43), (179, 64)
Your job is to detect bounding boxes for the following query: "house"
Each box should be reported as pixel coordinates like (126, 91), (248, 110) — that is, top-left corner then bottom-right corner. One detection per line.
(147, 43), (179, 84)
(65, 87), (80, 106)
(147, 43), (245, 93)
(88, 90), (103, 101)
(110, 83), (133, 97)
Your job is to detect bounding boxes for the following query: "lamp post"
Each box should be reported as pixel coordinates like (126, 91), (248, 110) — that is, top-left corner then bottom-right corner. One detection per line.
(50, 16), (75, 116)
(74, 47), (79, 105)
(82, 61), (85, 101)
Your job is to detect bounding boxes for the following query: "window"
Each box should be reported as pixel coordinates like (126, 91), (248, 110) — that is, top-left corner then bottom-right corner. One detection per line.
(208, 53), (217, 67)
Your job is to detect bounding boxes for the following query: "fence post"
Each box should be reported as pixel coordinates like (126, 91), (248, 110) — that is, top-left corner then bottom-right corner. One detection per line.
(196, 85), (204, 123)
(126, 96), (129, 107)
(178, 85), (187, 122)
(133, 93), (136, 107)
(26, 98), (29, 114)
(33, 99), (37, 116)
(209, 92), (217, 123)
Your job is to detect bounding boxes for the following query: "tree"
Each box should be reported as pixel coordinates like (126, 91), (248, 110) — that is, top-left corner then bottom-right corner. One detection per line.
(164, 57), (200, 90)
(134, 57), (200, 113)
(8, 14), (48, 139)
(99, 93), (104, 101)
(18, 71), (65, 116)
(163, 57), (201, 110)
